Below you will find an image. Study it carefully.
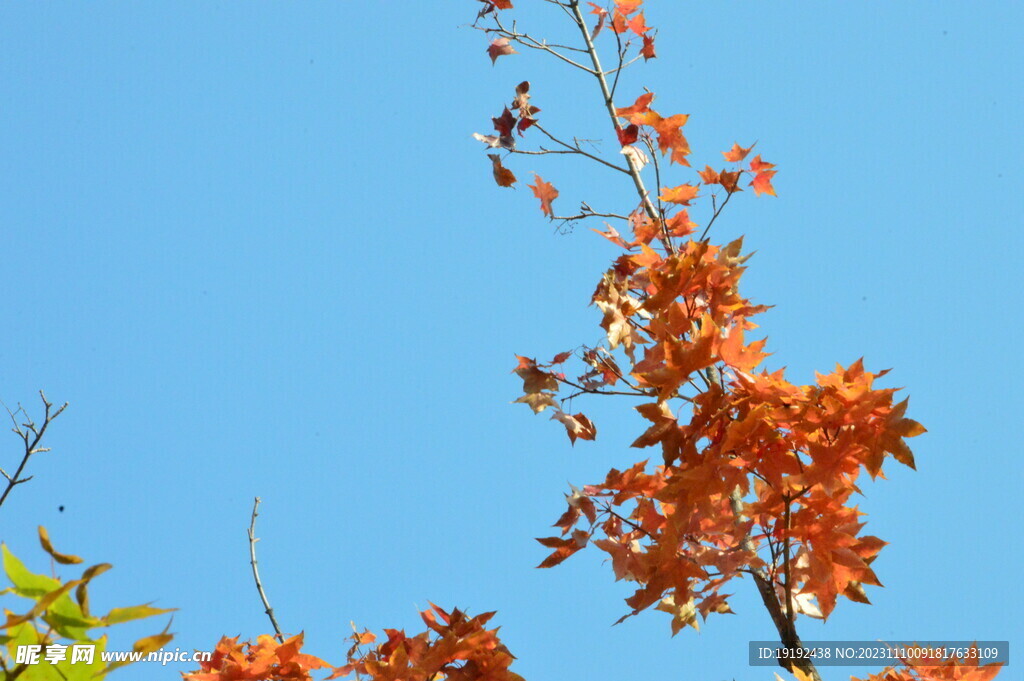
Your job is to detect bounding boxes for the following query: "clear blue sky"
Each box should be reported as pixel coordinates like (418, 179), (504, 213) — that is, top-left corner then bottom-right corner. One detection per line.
(1, 3), (1021, 680)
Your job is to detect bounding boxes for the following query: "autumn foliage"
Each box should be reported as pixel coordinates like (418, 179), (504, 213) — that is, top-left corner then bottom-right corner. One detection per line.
(332, 605), (523, 681)
(0, 3), (997, 681)
(179, 1), (1001, 680)
(470, 1), (997, 681)
(172, 1), (999, 680)
(184, 634), (331, 681)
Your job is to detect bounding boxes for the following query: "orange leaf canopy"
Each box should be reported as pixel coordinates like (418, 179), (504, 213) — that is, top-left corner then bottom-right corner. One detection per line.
(335, 605), (524, 681)
(184, 633), (331, 681)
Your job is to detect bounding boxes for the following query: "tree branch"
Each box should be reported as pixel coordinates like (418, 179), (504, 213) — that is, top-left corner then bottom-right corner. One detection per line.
(551, 202), (631, 223)
(699, 182), (741, 241)
(530, 124), (630, 174)
(566, 0), (673, 254)
(730, 488), (821, 681)
(485, 17), (596, 74)
(248, 497), (285, 643)
(0, 391), (68, 512)
(557, 374), (653, 401)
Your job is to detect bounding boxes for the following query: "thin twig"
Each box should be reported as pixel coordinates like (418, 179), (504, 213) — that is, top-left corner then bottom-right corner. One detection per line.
(248, 497), (285, 643)
(485, 17), (596, 73)
(597, 500), (653, 539)
(604, 53), (644, 76)
(610, 25), (626, 101)
(645, 135), (669, 227)
(550, 212), (628, 222)
(699, 181), (741, 241)
(557, 375), (652, 400)
(541, 0), (577, 23)
(532, 124), (630, 174)
(551, 203), (631, 222)
(0, 391), (68, 512)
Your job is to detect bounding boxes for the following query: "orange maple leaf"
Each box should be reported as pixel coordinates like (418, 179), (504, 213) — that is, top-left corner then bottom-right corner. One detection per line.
(627, 111), (689, 165)
(659, 183), (699, 205)
(698, 165), (719, 184)
(751, 169), (777, 196)
(616, 92), (654, 118)
(722, 142), (755, 162)
(529, 174), (559, 216)
(626, 10), (650, 35)
(614, 0), (643, 14)
(748, 154), (775, 172)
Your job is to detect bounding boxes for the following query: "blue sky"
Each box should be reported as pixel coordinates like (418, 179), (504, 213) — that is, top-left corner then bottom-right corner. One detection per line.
(0, 2), (1021, 680)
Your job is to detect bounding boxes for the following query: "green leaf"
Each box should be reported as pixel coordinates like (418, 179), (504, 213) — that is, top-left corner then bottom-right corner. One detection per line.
(2, 544), (60, 599)
(104, 603), (176, 625)
(3, 580), (80, 628)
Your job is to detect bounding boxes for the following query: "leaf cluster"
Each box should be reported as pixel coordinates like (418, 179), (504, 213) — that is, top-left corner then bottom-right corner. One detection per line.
(1, 528), (174, 680)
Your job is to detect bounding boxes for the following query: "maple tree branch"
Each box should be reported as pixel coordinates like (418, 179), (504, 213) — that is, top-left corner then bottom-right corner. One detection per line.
(551, 202), (630, 223)
(541, 0), (577, 23)
(566, 1), (672, 254)
(604, 54), (645, 77)
(550, 212), (628, 222)
(248, 497), (285, 644)
(510, 147), (628, 176)
(596, 352), (643, 391)
(609, 27), (626, 101)
(598, 500), (653, 539)
(645, 135), (669, 224)
(761, 521), (780, 578)
(486, 17), (596, 74)
(557, 376), (652, 401)
(783, 497), (795, 631)
(533, 123), (630, 174)
(699, 181), (741, 242)
(729, 488), (821, 681)
(0, 391), (67, 513)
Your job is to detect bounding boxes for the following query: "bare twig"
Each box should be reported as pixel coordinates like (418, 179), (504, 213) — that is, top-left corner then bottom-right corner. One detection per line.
(527, 124), (630, 174)
(556, 375), (652, 400)
(484, 16), (596, 73)
(610, 25), (626, 101)
(550, 212), (628, 222)
(604, 53), (644, 77)
(699, 181), (741, 241)
(645, 135), (668, 225)
(0, 391), (68, 512)
(248, 497), (285, 643)
(541, 0), (577, 23)
(551, 202), (630, 222)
